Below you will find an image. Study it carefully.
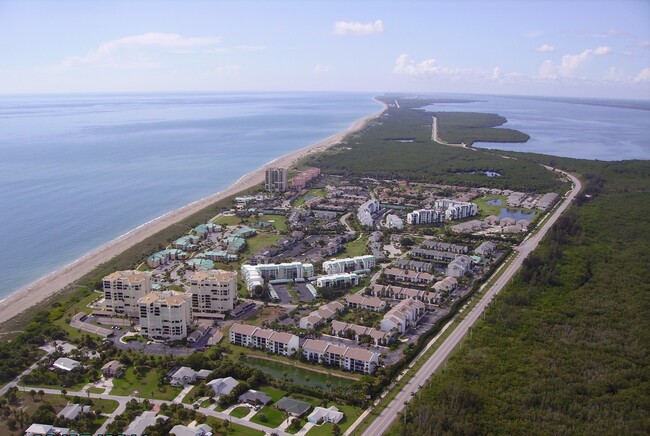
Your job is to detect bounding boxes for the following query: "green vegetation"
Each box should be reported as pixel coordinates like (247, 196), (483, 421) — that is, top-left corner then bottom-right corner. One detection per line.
(250, 405), (287, 427)
(306, 96), (563, 192)
(230, 406), (252, 418)
(293, 188), (327, 207)
(0, 391), (118, 436)
(110, 367), (182, 401)
(339, 235), (369, 258)
(433, 111), (530, 145)
(394, 159), (650, 435)
(259, 385), (287, 402)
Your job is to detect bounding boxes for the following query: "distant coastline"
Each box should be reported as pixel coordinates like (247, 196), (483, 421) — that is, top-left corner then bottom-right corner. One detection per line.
(0, 99), (386, 326)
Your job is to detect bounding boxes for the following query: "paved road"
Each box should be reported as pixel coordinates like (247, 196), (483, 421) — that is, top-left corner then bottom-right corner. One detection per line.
(361, 169), (581, 436)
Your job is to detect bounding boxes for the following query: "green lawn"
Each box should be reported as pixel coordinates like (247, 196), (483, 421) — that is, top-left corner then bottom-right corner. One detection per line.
(257, 215), (288, 232)
(205, 416), (264, 436)
(250, 405), (287, 428)
(306, 403), (362, 436)
(244, 234), (281, 256)
(338, 235), (369, 258)
(52, 291), (104, 341)
(214, 215), (242, 226)
(473, 195), (508, 218)
(259, 385), (286, 403)
(87, 387), (104, 394)
(231, 406), (252, 418)
(289, 393), (322, 407)
(110, 367), (181, 401)
(293, 188), (326, 207)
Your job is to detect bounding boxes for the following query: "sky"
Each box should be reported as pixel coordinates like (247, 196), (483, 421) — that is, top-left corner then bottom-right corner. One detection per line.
(0, 0), (649, 99)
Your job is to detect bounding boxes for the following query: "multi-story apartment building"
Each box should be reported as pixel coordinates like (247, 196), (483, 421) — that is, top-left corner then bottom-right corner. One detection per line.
(322, 255), (376, 274)
(103, 270), (152, 316)
(302, 339), (379, 374)
(241, 262), (314, 290)
(138, 291), (192, 341)
(189, 269), (237, 314)
(407, 208), (444, 225)
(265, 167), (287, 192)
(229, 323), (299, 356)
(380, 298), (426, 333)
(316, 273), (361, 288)
(357, 199), (380, 227)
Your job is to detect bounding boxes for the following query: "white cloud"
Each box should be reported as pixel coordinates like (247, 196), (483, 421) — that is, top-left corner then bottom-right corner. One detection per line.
(394, 53), (451, 77)
(314, 64), (333, 74)
(333, 19), (384, 36)
(637, 40), (650, 48)
(536, 44), (556, 53)
(53, 32), (220, 70)
(633, 67), (650, 83)
(539, 46), (612, 78)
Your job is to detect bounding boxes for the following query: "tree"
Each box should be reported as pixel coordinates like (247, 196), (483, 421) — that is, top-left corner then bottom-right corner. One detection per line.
(38, 389), (45, 401)
(29, 389), (36, 401)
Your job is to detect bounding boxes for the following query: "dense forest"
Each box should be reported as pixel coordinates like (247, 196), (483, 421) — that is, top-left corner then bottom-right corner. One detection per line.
(393, 159), (650, 435)
(306, 97), (563, 192)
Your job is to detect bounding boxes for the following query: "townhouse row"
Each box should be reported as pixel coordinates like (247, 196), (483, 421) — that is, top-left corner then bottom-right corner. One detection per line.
(229, 323), (299, 356)
(302, 339), (379, 374)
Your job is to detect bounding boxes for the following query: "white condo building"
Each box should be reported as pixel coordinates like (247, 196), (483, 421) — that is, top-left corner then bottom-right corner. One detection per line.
(138, 291), (192, 341)
(241, 262), (314, 291)
(103, 270), (152, 316)
(322, 255), (376, 274)
(407, 199), (477, 225)
(229, 323), (299, 356)
(357, 199), (380, 227)
(189, 269), (237, 314)
(265, 167), (287, 192)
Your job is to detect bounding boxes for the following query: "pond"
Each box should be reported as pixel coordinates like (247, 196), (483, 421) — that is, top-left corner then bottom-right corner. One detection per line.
(499, 208), (536, 220)
(242, 357), (352, 389)
(486, 199), (502, 206)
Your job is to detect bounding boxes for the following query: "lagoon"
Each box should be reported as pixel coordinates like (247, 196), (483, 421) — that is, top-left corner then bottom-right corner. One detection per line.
(242, 357), (351, 389)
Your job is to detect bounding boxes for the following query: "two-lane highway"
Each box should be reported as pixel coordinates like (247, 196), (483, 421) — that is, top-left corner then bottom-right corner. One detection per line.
(361, 169), (581, 435)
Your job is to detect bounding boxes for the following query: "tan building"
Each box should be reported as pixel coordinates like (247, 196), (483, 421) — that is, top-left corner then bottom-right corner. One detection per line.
(138, 291), (192, 341)
(103, 270), (152, 316)
(189, 269), (237, 314)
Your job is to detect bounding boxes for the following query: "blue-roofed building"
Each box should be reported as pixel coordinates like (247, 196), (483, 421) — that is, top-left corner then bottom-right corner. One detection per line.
(147, 249), (188, 268)
(225, 236), (246, 254)
(194, 223), (220, 237)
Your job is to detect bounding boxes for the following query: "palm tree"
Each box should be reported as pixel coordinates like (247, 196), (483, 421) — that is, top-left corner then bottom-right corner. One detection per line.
(38, 389), (45, 401)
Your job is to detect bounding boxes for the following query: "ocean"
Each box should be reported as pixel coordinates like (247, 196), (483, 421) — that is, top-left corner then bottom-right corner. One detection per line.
(0, 92), (382, 298)
(0, 92), (648, 300)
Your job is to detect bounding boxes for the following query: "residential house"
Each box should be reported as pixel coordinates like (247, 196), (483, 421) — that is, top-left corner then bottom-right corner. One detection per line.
(101, 360), (125, 378)
(238, 390), (272, 406)
(308, 406), (344, 424)
(170, 423), (213, 436)
(125, 411), (169, 436)
(299, 301), (344, 329)
(58, 404), (91, 420)
(207, 377), (239, 396)
(446, 255), (473, 278)
(170, 367), (211, 387)
(344, 293), (386, 312)
(53, 357), (81, 372)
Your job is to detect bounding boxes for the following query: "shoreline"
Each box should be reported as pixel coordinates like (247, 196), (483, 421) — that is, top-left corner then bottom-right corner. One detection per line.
(0, 100), (386, 326)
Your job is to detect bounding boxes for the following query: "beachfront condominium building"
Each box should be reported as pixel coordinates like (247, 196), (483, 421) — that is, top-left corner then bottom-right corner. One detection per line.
(407, 199), (477, 225)
(189, 269), (237, 314)
(265, 167), (287, 192)
(103, 270), (152, 316)
(138, 291), (192, 341)
(322, 255), (376, 274)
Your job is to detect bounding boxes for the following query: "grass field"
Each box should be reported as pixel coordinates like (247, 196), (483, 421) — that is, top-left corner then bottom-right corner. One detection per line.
(259, 385), (287, 402)
(213, 215), (242, 226)
(256, 214), (288, 232)
(230, 406), (252, 418)
(339, 235), (369, 258)
(250, 405), (287, 427)
(110, 367), (181, 401)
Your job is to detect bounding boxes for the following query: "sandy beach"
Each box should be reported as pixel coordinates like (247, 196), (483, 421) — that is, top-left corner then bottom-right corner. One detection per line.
(0, 103), (385, 326)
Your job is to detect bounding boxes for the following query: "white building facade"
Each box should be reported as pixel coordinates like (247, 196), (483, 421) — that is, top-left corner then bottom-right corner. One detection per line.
(189, 269), (237, 314)
(138, 291), (192, 341)
(103, 270), (152, 316)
